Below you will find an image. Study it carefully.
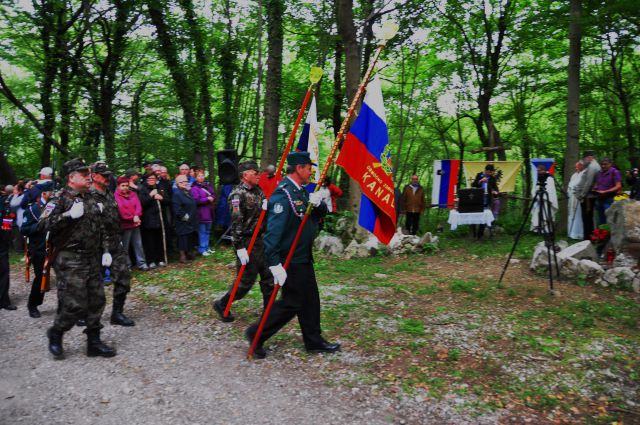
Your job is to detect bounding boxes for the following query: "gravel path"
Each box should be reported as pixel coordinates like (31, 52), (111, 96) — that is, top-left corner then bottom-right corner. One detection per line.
(0, 266), (417, 425)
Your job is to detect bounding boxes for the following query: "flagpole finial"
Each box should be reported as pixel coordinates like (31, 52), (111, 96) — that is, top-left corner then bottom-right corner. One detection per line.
(375, 21), (399, 45)
(309, 67), (323, 84)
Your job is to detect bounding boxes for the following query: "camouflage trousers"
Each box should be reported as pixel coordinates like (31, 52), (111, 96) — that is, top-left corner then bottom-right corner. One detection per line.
(219, 241), (274, 308)
(109, 241), (131, 303)
(52, 250), (105, 332)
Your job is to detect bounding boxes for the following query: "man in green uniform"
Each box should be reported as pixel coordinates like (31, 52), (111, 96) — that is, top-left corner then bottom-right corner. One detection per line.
(91, 161), (135, 326)
(212, 161), (274, 322)
(245, 152), (340, 358)
(42, 159), (116, 359)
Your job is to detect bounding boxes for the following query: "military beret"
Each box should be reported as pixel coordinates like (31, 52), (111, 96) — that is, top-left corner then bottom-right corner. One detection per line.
(287, 151), (312, 167)
(238, 161), (259, 173)
(91, 161), (113, 176)
(125, 168), (140, 178)
(485, 164), (495, 171)
(583, 150), (596, 158)
(37, 180), (55, 192)
(63, 158), (89, 175)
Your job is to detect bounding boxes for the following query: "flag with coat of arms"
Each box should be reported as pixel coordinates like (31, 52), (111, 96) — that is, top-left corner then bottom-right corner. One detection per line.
(296, 97), (320, 192)
(336, 75), (396, 244)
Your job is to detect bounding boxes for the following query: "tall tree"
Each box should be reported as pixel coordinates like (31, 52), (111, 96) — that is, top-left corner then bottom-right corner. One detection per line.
(261, 0), (285, 165)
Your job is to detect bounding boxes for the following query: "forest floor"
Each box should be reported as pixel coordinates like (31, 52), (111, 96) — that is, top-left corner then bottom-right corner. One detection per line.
(1, 231), (638, 424)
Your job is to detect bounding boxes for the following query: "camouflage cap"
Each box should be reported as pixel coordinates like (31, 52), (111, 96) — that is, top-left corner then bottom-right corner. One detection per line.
(91, 161), (113, 176)
(63, 158), (89, 175)
(238, 161), (259, 174)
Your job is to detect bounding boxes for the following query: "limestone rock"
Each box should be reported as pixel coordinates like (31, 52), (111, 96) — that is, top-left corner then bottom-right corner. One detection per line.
(576, 259), (604, 280)
(557, 240), (598, 262)
(344, 240), (371, 259)
(388, 229), (420, 255)
(597, 267), (639, 292)
(314, 234), (344, 256)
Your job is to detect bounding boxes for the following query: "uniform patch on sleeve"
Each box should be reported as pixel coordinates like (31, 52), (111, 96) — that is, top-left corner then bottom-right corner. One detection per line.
(231, 195), (241, 212)
(41, 202), (56, 219)
(273, 203), (283, 214)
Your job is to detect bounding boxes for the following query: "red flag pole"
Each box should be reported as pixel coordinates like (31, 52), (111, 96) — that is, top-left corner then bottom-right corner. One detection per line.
(248, 23), (398, 358)
(223, 69), (323, 318)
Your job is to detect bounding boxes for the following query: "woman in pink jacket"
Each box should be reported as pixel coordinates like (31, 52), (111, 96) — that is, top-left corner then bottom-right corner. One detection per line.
(115, 176), (149, 271)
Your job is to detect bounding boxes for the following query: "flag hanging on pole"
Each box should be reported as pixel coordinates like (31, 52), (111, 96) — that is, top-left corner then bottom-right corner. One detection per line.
(296, 97), (320, 192)
(336, 75), (396, 244)
(431, 159), (460, 208)
(530, 158), (555, 188)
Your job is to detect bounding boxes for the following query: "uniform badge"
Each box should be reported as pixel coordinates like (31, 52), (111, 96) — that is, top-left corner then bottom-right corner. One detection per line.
(231, 195), (240, 213)
(273, 203), (284, 214)
(41, 202), (56, 219)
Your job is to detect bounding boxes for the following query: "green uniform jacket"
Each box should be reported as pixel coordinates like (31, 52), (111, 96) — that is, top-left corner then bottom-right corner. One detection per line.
(263, 177), (327, 267)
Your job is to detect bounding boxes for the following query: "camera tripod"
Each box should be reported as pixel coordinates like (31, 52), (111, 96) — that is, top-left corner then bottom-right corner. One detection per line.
(499, 176), (561, 295)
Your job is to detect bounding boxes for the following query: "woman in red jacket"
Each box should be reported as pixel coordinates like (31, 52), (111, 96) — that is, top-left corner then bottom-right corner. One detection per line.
(114, 176), (149, 271)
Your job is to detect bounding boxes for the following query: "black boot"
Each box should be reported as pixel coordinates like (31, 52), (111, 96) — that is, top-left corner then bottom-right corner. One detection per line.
(111, 297), (135, 326)
(212, 298), (234, 322)
(86, 329), (117, 357)
(47, 327), (64, 359)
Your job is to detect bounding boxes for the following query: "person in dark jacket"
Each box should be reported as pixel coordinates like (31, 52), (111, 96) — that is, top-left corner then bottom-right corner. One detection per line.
(139, 174), (170, 267)
(0, 191), (16, 310)
(626, 167), (640, 200)
(20, 188), (53, 317)
(400, 175), (426, 235)
(470, 164), (500, 240)
(190, 170), (215, 256)
(172, 174), (198, 263)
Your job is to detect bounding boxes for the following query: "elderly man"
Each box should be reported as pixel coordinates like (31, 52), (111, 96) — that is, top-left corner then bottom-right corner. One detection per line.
(401, 175), (426, 235)
(593, 158), (622, 225)
(576, 150), (601, 240)
(245, 152), (339, 358)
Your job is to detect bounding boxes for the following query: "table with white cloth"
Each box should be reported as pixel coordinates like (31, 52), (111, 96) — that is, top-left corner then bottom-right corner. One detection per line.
(447, 209), (495, 230)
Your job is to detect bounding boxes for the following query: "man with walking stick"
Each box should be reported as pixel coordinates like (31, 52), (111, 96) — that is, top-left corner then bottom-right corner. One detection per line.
(212, 161), (273, 322)
(245, 152), (339, 359)
(91, 161), (135, 326)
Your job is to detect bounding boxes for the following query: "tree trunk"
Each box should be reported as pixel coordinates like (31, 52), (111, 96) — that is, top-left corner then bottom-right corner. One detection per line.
(146, 0), (200, 153)
(180, 0), (216, 184)
(251, 0), (264, 161)
(332, 38), (343, 137)
(336, 0), (363, 235)
(562, 0), (582, 232)
(261, 0), (285, 166)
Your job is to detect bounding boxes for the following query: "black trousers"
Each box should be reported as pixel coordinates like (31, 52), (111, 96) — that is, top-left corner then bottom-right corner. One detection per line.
(219, 242), (274, 309)
(142, 227), (164, 264)
(405, 212), (421, 235)
(28, 251), (46, 308)
(249, 263), (323, 348)
(0, 234), (11, 307)
(581, 197), (595, 240)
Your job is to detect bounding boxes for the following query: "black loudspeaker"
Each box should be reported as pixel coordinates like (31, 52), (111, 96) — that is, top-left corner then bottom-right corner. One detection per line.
(457, 188), (484, 213)
(216, 149), (239, 185)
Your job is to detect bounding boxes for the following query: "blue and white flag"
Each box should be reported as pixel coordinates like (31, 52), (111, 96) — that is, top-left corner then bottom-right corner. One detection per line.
(296, 97), (320, 192)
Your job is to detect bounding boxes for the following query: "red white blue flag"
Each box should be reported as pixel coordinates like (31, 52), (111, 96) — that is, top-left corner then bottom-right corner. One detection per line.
(336, 76), (396, 244)
(530, 158), (555, 187)
(431, 160), (460, 209)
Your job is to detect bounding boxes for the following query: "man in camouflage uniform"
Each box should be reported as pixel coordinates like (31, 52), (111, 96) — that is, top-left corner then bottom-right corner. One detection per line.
(91, 161), (135, 326)
(212, 161), (274, 322)
(42, 159), (116, 359)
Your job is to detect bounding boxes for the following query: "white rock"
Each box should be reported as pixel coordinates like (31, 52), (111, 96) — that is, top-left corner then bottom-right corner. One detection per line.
(557, 240), (598, 262)
(314, 234), (344, 256)
(597, 267), (638, 291)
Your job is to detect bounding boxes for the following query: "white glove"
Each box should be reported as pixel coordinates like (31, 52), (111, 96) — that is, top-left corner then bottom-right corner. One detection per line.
(309, 192), (323, 207)
(149, 189), (158, 197)
(102, 252), (112, 267)
(236, 248), (250, 265)
(182, 213), (189, 222)
(269, 264), (287, 286)
(262, 199), (268, 210)
(64, 201), (84, 219)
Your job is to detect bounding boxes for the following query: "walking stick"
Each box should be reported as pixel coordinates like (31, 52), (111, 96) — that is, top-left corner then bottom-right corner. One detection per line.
(222, 67), (324, 318)
(157, 199), (168, 264)
(248, 22), (399, 358)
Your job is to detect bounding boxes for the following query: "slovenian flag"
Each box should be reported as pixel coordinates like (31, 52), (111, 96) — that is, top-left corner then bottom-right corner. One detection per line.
(431, 160), (460, 208)
(296, 97), (320, 192)
(336, 75), (396, 244)
(530, 158), (555, 187)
